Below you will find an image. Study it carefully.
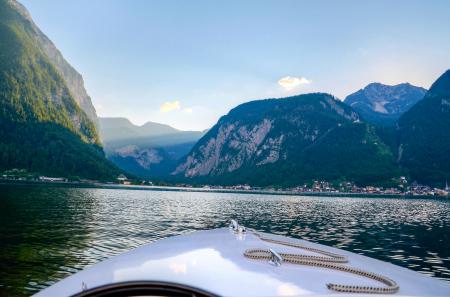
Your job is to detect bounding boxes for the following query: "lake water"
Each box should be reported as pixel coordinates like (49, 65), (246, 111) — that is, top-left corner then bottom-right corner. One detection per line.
(1, 184), (450, 296)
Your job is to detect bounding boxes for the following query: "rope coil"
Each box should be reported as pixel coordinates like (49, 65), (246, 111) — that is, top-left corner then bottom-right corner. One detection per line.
(244, 231), (399, 294)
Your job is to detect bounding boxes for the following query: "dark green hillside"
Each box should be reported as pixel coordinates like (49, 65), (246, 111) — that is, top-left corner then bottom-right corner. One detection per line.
(398, 70), (450, 186)
(0, 0), (119, 179)
(0, 120), (119, 180)
(174, 93), (400, 186)
(294, 123), (400, 185)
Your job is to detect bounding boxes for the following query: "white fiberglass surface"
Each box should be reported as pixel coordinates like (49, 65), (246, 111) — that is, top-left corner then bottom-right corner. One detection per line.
(35, 228), (450, 297)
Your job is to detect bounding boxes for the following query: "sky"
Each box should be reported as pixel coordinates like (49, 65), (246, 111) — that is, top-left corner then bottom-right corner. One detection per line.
(21, 0), (450, 131)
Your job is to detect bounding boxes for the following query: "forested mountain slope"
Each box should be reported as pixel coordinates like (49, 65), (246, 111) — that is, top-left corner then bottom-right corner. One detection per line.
(174, 93), (399, 186)
(0, 0), (119, 179)
(398, 70), (450, 186)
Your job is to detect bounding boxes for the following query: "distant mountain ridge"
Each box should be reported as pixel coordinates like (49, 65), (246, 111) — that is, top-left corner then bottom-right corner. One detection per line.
(99, 117), (180, 143)
(1, 0), (448, 185)
(99, 117), (205, 178)
(344, 82), (426, 126)
(173, 72), (450, 187)
(174, 93), (400, 186)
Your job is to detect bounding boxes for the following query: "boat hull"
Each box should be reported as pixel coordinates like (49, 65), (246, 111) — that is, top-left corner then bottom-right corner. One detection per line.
(34, 228), (450, 296)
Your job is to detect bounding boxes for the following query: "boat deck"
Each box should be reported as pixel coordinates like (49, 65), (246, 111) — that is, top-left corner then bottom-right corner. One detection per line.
(35, 227), (450, 296)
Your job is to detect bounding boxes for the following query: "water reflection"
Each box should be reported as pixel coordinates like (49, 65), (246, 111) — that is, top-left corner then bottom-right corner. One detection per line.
(0, 186), (96, 296)
(0, 185), (449, 296)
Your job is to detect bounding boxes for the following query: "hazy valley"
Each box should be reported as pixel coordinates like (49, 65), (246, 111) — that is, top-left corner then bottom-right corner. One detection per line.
(1, 0), (449, 189)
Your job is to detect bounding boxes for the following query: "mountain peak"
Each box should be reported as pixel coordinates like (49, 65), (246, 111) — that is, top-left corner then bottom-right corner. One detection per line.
(365, 82), (385, 88)
(99, 117), (186, 144)
(344, 82), (427, 126)
(364, 82), (418, 91)
(173, 92), (399, 186)
(98, 117), (205, 178)
(141, 121), (180, 132)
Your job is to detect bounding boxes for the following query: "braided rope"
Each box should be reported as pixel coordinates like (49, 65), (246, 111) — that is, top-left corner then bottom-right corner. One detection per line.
(244, 231), (399, 294)
(252, 232), (348, 263)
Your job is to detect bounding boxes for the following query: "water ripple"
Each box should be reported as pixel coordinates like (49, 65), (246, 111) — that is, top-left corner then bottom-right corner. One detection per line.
(0, 185), (449, 296)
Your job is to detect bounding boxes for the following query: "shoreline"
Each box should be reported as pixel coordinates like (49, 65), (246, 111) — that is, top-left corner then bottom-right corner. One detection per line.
(1, 179), (447, 199)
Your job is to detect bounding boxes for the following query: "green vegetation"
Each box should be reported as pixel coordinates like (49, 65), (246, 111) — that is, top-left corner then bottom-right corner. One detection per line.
(398, 70), (450, 187)
(291, 123), (401, 186)
(189, 124), (401, 188)
(176, 70), (450, 188)
(177, 93), (402, 187)
(0, 0), (120, 180)
(0, 120), (120, 180)
(0, 0), (448, 185)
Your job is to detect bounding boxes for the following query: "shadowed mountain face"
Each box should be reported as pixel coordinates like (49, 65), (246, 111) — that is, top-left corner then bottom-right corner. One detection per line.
(344, 83), (426, 126)
(99, 118), (205, 178)
(174, 93), (400, 186)
(398, 70), (450, 186)
(0, 0), (119, 179)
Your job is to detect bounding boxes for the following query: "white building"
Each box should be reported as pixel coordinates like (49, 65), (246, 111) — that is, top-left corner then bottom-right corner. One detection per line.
(117, 174), (128, 181)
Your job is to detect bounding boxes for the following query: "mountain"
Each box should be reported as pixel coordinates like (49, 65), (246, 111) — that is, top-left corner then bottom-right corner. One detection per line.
(344, 83), (427, 126)
(398, 70), (450, 186)
(0, 0), (119, 179)
(107, 142), (198, 178)
(7, 0), (98, 125)
(174, 93), (400, 186)
(99, 117), (205, 178)
(99, 117), (180, 143)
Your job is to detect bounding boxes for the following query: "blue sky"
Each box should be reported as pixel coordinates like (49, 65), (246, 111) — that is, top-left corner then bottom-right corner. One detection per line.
(21, 0), (450, 130)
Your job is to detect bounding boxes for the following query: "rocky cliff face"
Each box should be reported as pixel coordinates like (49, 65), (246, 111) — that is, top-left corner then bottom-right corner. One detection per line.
(114, 145), (163, 169)
(99, 117), (205, 178)
(176, 118), (275, 177)
(9, 0), (98, 125)
(173, 93), (399, 186)
(108, 142), (198, 178)
(344, 83), (426, 126)
(175, 93), (360, 178)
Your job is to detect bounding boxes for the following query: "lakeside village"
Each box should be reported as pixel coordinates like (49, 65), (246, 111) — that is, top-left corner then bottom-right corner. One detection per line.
(1, 169), (449, 197)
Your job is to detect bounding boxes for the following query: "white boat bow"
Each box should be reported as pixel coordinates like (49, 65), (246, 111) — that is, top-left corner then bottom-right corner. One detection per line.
(34, 222), (450, 297)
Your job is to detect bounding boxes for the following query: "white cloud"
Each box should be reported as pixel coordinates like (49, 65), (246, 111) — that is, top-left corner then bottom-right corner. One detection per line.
(160, 100), (181, 112)
(278, 76), (311, 90)
(183, 107), (193, 113)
